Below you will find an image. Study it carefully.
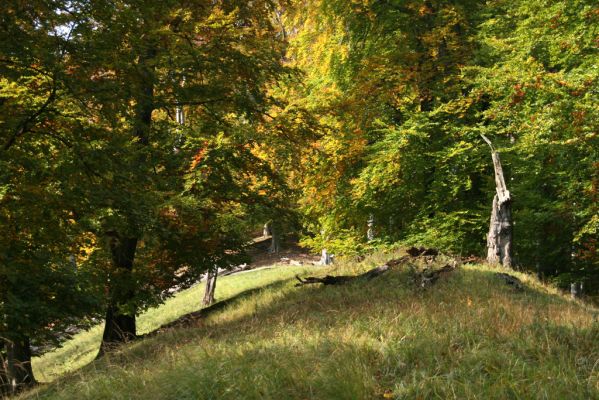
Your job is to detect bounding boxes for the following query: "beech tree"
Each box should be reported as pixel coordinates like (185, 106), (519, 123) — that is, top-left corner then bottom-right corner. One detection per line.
(283, 0), (597, 288)
(2, 0), (292, 381)
(284, 0), (486, 254)
(1, 2), (597, 393)
(468, 0), (598, 285)
(0, 1), (101, 392)
(59, 0), (290, 351)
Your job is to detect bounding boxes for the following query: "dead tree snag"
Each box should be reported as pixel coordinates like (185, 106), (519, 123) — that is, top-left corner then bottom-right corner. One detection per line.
(481, 134), (513, 268)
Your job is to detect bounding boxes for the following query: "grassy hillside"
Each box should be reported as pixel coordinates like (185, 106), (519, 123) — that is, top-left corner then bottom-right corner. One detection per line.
(31, 264), (314, 382)
(23, 254), (599, 399)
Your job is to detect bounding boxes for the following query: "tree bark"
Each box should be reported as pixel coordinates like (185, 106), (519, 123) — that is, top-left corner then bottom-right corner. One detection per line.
(570, 282), (582, 299)
(319, 249), (332, 265)
(3, 336), (35, 395)
(482, 134), (513, 267)
(132, 46), (155, 146)
(487, 193), (513, 267)
(268, 224), (280, 254)
(0, 340), (8, 396)
(98, 43), (155, 355)
(367, 214), (375, 242)
(99, 237), (138, 355)
(263, 222), (271, 238)
(295, 264), (390, 286)
(203, 269), (218, 306)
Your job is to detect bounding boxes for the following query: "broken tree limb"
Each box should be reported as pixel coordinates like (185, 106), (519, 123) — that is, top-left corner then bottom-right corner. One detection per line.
(295, 264), (390, 286)
(496, 272), (523, 290)
(406, 246), (439, 258)
(481, 134), (511, 205)
(481, 134), (513, 268)
(416, 263), (457, 288)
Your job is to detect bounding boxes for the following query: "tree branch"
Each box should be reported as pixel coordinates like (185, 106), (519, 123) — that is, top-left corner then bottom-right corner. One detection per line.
(3, 82), (57, 151)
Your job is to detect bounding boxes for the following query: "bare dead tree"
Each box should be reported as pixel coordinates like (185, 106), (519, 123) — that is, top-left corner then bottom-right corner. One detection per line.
(481, 134), (513, 267)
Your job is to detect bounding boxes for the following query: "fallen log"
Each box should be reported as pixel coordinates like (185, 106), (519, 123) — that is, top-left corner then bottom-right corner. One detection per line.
(220, 263), (252, 277)
(406, 246), (439, 258)
(496, 272), (523, 290)
(461, 255), (485, 264)
(417, 263), (456, 288)
(386, 257), (409, 267)
(295, 264), (391, 286)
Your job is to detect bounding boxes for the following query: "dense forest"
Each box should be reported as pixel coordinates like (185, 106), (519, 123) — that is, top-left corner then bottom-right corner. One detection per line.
(0, 0), (597, 395)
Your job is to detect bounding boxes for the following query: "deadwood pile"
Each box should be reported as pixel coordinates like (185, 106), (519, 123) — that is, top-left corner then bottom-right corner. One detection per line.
(295, 247), (525, 291)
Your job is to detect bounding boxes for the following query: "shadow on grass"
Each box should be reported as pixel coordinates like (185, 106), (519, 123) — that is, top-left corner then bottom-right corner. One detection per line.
(30, 277), (300, 386)
(130, 264), (594, 342)
(124, 265), (596, 355)
(133, 322), (598, 400)
(141, 277), (295, 336)
(27, 266), (599, 400)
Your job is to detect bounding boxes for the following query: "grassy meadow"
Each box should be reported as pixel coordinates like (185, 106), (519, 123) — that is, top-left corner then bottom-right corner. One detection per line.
(22, 253), (599, 399)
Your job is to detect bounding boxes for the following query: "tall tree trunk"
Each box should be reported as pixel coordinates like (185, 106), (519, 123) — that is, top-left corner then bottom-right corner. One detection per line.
(0, 339), (8, 396)
(263, 222), (271, 238)
(482, 134), (513, 267)
(203, 269), (218, 306)
(3, 336), (35, 395)
(98, 44), (155, 356)
(268, 222), (280, 254)
(99, 237), (138, 355)
(367, 214), (375, 242)
(319, 249), (332, 265)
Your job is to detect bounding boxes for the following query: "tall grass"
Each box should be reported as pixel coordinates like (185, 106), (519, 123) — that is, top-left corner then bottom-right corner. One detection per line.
(32, 264), (314, 382)
(24, 254), (599, 399)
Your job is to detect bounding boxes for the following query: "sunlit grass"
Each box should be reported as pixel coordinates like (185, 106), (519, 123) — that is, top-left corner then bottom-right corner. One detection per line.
(32, 264), (314, 382)
(24, 254), (599, 399)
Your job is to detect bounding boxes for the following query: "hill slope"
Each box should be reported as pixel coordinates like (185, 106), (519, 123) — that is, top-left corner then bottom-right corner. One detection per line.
(22, 254), (599, 399)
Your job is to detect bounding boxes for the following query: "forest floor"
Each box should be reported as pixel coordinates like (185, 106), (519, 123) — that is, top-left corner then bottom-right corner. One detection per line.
(21, 250), (599, 399)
